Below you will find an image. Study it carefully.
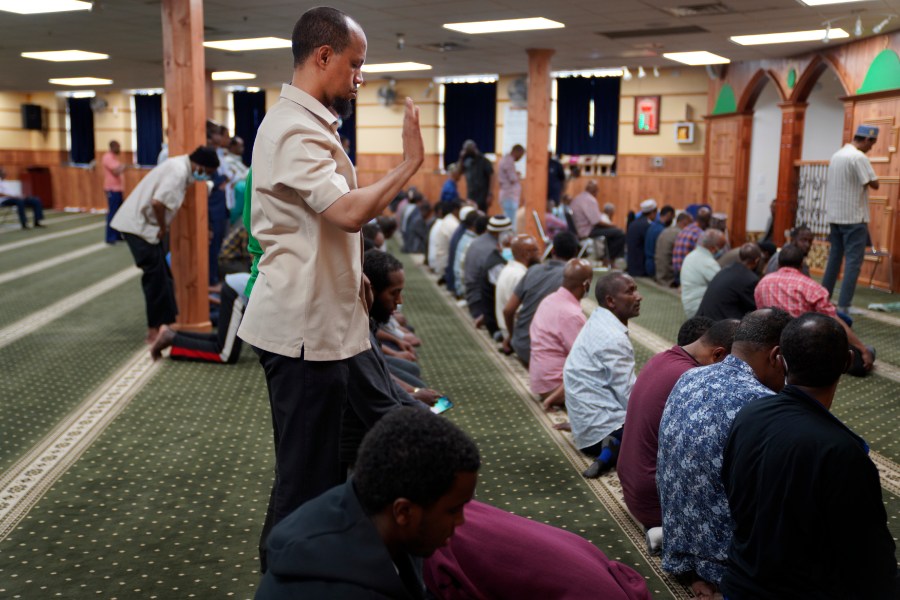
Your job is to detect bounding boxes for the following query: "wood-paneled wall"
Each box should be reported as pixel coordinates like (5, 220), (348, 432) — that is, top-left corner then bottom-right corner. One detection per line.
(1, 149), (151, 211)
(358, 152), (706, 230)
(705, 31), (900, 290)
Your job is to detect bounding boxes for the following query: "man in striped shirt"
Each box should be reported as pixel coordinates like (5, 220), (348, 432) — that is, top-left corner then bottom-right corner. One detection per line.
(821, 125), (880, 312)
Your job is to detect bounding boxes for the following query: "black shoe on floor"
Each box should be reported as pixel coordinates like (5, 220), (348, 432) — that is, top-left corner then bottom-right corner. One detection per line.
(34, 222), (46, 228)
(583, 460), (604, 479)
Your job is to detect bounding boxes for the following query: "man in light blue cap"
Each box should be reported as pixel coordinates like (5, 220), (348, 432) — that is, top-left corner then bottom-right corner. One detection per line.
(821, 124), (879, 315)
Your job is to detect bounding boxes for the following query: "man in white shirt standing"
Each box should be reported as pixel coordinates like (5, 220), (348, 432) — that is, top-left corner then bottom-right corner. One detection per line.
(235, 7), (423, 573)
(564, 272), (642, 479)
(110, 146), (219, 345)
(497, 144), (524, 230)
(821, 125), (880, 313)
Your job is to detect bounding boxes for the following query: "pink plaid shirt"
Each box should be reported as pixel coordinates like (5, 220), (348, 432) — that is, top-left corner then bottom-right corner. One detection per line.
(754, 267), (837, 318)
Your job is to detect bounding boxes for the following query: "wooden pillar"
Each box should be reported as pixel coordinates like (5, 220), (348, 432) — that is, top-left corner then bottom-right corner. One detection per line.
(523, 49), (554, 248)
(161, 0), (210, 332)
(773, 102), (807, 246)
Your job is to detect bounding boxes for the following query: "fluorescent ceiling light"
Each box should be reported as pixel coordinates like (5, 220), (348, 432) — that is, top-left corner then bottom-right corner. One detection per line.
(0, 0), (90, 14)
(434, 74), (498, 84)
(361, 62), (432, 73)
(662, 51), (730, 65)
(553, 68), (624, 78)
(796, 0), (870, 6)
(443, 17), (564, 34)
(211, 71), (257, 81)
(731, 28), (849, 45)
(203, 37), (292, 51)
(22, 50), (108, 62)
(49, 77), (113, 86)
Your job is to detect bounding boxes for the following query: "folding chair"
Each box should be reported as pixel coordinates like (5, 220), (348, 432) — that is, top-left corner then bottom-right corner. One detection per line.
(532, 210), (554, 261)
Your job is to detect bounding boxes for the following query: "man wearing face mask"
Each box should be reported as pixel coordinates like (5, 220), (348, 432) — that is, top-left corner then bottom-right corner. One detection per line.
(236, 6), (424, 574)
(111, 145), (219, 345)
(656, 308), (792, 598)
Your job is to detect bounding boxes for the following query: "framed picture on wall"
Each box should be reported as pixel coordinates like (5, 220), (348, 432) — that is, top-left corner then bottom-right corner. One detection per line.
(675, 122), (695, 144)
(634, 95), (661, 135)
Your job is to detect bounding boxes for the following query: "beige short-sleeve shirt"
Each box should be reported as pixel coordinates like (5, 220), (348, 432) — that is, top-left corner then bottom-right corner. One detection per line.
(237, 84), (370, 361)
(110, 155), (192, 244)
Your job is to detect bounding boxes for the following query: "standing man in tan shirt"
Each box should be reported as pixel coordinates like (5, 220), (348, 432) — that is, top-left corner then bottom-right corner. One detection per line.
(236, 6), (424, 572)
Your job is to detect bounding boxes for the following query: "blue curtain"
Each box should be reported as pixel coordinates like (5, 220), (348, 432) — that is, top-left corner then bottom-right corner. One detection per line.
(233, 90), (266, 165)
(338, 100), (356, 164)
(556, 76), (620, 156)
(443, 82), (496, 168)
(67, 97), (95, 164)
(134, 94), (163, 166)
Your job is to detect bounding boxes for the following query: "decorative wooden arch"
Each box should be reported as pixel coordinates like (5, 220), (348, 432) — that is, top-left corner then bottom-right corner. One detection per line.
(789, 54), (852, 104)
(737, 69), (787, 112)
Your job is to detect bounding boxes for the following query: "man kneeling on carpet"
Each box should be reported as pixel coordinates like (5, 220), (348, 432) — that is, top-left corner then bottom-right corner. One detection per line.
(256, 407), (481, 599)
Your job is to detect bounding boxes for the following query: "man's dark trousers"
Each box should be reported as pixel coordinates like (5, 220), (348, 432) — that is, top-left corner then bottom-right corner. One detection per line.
(255, 347), (348, 573)
(123, 233), (177, 327)
(105, 191), (123, 243)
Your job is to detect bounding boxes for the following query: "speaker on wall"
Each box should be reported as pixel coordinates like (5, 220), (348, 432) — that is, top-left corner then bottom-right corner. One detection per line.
(21, 104), (44, 130)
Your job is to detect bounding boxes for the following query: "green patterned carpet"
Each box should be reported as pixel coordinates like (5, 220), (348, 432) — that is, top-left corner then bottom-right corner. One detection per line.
(0, 218), (897, 599)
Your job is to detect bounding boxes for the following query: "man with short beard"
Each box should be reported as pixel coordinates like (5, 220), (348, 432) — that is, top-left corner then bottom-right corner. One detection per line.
(237, 6), (424, 572)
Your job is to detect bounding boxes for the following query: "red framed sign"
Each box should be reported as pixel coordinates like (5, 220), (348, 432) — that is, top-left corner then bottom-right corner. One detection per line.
(634, 95), (661, 135)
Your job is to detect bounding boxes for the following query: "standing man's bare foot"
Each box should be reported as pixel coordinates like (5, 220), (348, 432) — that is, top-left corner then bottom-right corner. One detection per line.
(150, 325), (176, 360)
(145, 327), (160, 345)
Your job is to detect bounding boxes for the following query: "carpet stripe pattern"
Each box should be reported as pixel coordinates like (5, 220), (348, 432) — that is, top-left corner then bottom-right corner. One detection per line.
(0, 218), (896, 598)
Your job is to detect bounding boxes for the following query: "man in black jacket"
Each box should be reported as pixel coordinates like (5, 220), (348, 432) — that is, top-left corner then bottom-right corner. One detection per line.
(257, 408), (481, 599)
(696, 243), (761, 320)
(721, 313), (896, 599)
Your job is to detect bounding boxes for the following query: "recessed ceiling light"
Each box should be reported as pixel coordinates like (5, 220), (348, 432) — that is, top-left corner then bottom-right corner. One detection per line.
(443, 17), (564, 35)
(0, 0), (91, 14)
(211, 71), (256, 81)
(796, 0), (870, 6)
(203, 37), (292, 51)
(731, 28), (850, 45)
(49, 77), (113, 86)
(22, 50), (109, 62)
(361, 62), (432, 73)
(662, 51), (730, 65)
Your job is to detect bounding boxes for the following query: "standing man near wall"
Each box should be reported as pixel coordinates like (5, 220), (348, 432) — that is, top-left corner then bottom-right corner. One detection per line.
(821, 125), (880, 313)
(102, 141), (126, 244)
(457, 140), (494, 212)
(497, 144), (524, 229)
(236, 6), (424, 573)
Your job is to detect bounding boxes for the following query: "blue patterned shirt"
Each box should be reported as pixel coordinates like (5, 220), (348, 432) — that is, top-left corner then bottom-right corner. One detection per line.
(656, 354), (774, 584)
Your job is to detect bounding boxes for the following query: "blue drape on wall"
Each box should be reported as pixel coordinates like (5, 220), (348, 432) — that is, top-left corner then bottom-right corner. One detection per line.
(233, 90), (266, 165)
(443, 82), (496, 168)
(134, 94), (163, 166)
(556, 76), (620, 156)
(338, 100), (356, 164)
(67, 97), (95, 164)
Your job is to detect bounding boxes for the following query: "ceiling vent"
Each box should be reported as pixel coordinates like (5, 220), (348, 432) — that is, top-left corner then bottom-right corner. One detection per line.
(660, 3), (734, 18)
(597, 25), (707, 40)
(418, 42), (466, 53)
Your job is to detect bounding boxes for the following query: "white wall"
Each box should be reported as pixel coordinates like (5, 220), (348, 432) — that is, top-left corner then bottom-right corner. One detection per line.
(746, 83), (782, 231)
(801, 70), (845, 161)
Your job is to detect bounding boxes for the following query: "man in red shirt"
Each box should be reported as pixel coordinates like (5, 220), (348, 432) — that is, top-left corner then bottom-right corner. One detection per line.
(102, 140), (126, 244)
(755, 243), (874, 376)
